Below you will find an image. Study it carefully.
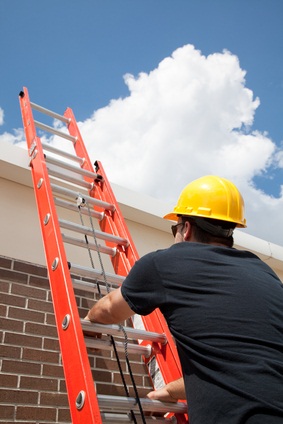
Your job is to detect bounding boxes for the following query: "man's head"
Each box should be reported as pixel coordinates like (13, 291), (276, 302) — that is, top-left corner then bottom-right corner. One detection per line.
(164, 175), (246, 247)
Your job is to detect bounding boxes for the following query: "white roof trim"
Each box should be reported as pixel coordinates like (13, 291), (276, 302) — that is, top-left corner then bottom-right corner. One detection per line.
(1, 140), (283, 271)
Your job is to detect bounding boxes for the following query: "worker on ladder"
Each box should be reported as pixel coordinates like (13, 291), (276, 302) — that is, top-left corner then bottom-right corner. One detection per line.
(86, 175), (283, 423)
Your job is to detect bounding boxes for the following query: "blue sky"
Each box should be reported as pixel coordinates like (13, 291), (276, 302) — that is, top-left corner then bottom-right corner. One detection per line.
(1, 1), (283, 244)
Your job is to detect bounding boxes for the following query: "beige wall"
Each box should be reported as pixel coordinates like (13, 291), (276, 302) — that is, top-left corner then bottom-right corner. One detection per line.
(1, 141), (283, 280)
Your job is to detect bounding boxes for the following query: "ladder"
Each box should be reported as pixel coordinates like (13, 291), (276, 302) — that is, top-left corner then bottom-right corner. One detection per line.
(19, 87), (188, 423)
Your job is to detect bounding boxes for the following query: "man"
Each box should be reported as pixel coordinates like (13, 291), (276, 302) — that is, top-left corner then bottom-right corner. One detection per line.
(85, 175), (283, 423)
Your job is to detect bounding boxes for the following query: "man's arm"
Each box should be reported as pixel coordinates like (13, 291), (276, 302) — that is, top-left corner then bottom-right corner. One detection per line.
(85, 287), (134, 324)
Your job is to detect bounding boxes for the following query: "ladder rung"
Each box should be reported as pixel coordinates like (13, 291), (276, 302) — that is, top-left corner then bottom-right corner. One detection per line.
(48, 167), (93, 190)
(82, 320), (167, 345)
(101, 412), (176, 423)
(72, 278), (118, 295)
(54, 197), (104, 221)
(62, 233), (117, 256)
(59, 219), (129, 247)
(68, 262), (124, 285)
(42, 141), (84, 164)
(51, 184), (116, 212)
(31, 101), (70, 124)
(98, 395), (188, 414)
(34, 120), (77, 143)
(46, 154), (100, 181)
(85, 336), (152, 358)
(72, 278), (117, 295)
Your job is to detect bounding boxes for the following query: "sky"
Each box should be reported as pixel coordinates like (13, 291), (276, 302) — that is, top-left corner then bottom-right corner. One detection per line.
(0, 0), (283, 245)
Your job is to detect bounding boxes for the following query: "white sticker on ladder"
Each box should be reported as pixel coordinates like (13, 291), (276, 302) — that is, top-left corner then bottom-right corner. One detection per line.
(147, 356), (165, 389)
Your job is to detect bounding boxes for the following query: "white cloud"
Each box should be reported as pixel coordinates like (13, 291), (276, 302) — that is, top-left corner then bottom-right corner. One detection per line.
(0, 107), (4, 125)
(0, 127), (25, 145)
(3, 44), (283, 245)
(77, 45), (282, 244)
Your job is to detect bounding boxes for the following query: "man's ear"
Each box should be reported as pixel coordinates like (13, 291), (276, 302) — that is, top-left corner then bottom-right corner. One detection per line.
(183, 221), (193, 241)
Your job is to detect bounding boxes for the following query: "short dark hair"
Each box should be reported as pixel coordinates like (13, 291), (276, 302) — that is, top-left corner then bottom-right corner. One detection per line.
(180, 216), (236, 248)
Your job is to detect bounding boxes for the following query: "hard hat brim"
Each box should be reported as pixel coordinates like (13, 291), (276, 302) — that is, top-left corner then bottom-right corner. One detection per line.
(163, 212), (178, 221)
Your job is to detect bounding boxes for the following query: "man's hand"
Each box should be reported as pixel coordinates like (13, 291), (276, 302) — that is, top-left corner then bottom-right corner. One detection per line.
(147, 378), (186, 403)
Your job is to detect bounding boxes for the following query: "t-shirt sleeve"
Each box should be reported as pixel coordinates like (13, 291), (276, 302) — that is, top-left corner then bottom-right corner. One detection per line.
(121, 252), (165, 316)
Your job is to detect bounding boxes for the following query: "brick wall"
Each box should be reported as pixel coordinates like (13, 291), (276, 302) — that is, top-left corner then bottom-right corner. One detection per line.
(0, 255), (152, 423)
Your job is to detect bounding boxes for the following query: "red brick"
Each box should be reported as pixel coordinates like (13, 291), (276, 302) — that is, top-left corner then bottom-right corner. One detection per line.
(13, 261), (47, 278)
(20, 375), (58, 391)
(0, 344), (21, 359)
(0, 303), (7, 316)
(96, 381), (124, 396)
(42, 363), (65, 379)
(0, 388), (38, 403)
(11, 282), (46, 300)
(29, 274), (50, 289)
(0, 292), (26, 308)
(9, 306), (45, 323)
(28, 297), (54, 313)
(58, 407), (71, 422)
(46, 312), (56, 326)
(0, 268), (28, 284)
(0, 279), (10, 292)
(16, 405), (56, 421)
(113, 371), (143, 386)
(43, 337), (60, 351)
(22, 347), (60, 364)
(25, 322), (57, 338)
(96, 356), (126, 372)
(2, 359), (41, 376)
(0, 256), (12, 268)
(4, 332), (42, 349)
(0, 405), (14, 419)
(40, 391), (69, 407)
(92, 368), (112, 383)
(0, 316), (24, 332)
(0, 373), (18, 388)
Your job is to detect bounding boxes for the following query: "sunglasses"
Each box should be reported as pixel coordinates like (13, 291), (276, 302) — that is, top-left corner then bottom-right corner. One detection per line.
(171, 222), (184, 237)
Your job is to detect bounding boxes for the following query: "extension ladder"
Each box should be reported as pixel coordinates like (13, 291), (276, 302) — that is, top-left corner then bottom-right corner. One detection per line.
(19, 87), (188, 423)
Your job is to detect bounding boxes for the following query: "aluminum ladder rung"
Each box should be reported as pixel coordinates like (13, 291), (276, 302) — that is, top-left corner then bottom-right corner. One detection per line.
(68, 262), (124, 285)
(62, 233), (116, 257)
(34, 120), (77, 143)
(101, 412), (176, 423)
(55, 197), (104, 221)
(81, 320), (167, 345)
(48, 167), (93, 190)
(42, 141), (84, 164)
(98, 395), (187, 414)
(46, 154), (100, 181)
(30, 101), (70, 124)
(85, 336), (152, 358)
(59, 219), (129, 247)
(51, 183), (116, 212)
(72, 278), (117, 295)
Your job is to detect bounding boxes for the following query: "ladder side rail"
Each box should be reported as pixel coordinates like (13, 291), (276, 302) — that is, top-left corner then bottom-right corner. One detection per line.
(19, 88), (102, 424)
(64, 110), (184, 392)
(64, 108), (136, 276)
(23, 89), (187, 422)
(64, 108), (186, 402)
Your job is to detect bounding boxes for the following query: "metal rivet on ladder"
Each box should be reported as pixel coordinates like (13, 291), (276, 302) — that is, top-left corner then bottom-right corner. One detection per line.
(51, 257), (59, 270)
(43, 213), (50, 225)
(37, 178), (44, 189)
(62, 314), (71, 330)
(75, 390), (86, 410)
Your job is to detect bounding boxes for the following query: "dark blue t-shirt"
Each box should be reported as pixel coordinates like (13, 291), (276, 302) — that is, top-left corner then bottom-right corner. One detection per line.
(121, 242), (283, 423)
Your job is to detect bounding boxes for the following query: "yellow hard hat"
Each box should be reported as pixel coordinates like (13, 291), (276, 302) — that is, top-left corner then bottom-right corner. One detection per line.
(164, 175), (247, 228)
